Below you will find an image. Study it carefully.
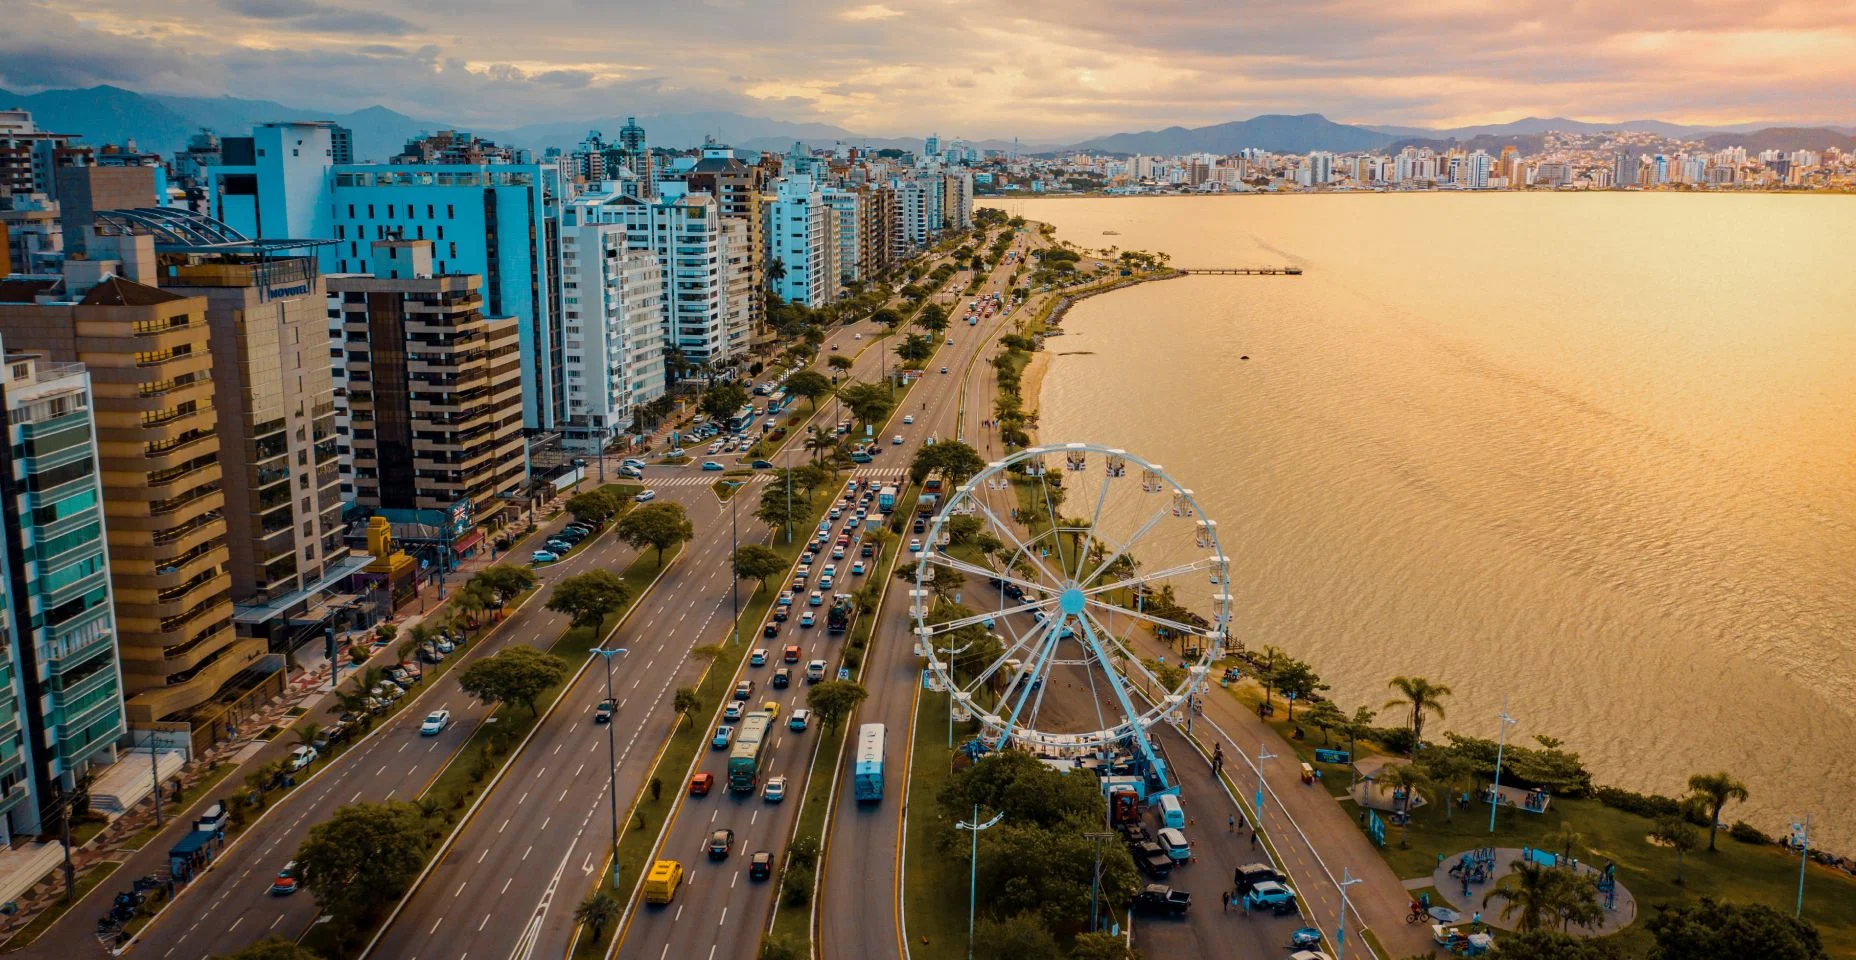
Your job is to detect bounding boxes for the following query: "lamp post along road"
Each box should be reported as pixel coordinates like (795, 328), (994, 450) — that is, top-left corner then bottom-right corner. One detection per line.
(1335, 866), (1364, 960)
(1490, 699), (1518, 833)
(593, 646), (629, 889)
(955, 806), (1004, 960)
(723, 479), (745, 643)
(1255, 741), (1278, 816)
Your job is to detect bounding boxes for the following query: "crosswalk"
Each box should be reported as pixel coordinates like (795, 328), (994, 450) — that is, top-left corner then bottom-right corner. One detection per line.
(643, 474), (773, 488)
(851, 467), (909, 479)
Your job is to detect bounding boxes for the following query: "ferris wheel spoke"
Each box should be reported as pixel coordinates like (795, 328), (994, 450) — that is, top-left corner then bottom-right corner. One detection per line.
(1079, 608), (1181, 699)
(1081, 555), (1223, 599)
(918, 595), (1052, 636)
(1074, 613), (1157, 739)
(1071, 471), (1114, 583)
(993, 616), (1065, 743)
(967, 494), (1067, 588)
(1086, 596), (1218, 639)
(1034, 465), (1071, 575)
(1078, 501), (1174, 592)
(923, 551), (1054, 599)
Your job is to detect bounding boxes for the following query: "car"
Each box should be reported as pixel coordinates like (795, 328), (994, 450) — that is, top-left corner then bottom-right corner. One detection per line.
(531, 550), (560, 564)
(851, 560), (866, 575)
(908, 538), (922, 553)
(689, 772), (715, 796)
(816, 520), (832, 536)
(702, 461), (724, 471)
(1134, 841), (1173, 878)
(903, 415), (914, 425)
(829, 506), (842, 519)
(763, 775), (788, 802)
(373, 682), (404, 701)
(1157, 827), (1191, 862)
(622, 457), (647, 470)
(806, 659), (828, 682)
(618, 465), (644, 479)
(808, 590), (824, 607)
(434, 638), (455, 654)
(752, 459), (774, 469)
(708, 828), (735, 860)
(636, 489), (657, 502)
(821, 563), (837, 579)
(595, 699), (615, 724)
(547, 540), (574, 554)
(733, 679), (755, 700)
(712, 725), (736, 749)
(772, 608), (789, 622)
(750, 648), (769, 667)
(420, 709), (451, 736)
(749, 850), (774, 880)
(779, 644), (800, 663)
(723, 701), (744, 722)
(1130, 884), (1191, 917)
(788, 709), (811, 731)
(288, 744), (318, 771)
(892, 434), (905, 445)
(940, 366), (948, 374)
(776, 594), (793, 608)
(707, 442), (722, 455)
(800, 611), (816, 628)
(861, 542), (875, 558)
(831, 544), (845, 559)
(763, 622), (780, 638)
(1234, 862), (1282, 895)
(926, 435), (937, 446)
(772, 667), (792, 688)
(761, 700), (781, 719)
(1243, 881), (1298, 915)
(269, 861), (300, 896)
(1288, 952), (1334, 960)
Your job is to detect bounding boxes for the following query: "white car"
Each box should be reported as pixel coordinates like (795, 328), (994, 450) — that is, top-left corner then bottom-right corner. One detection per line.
(925, 435), (937, 446)
(420, 709), (451, 736)
(635, 489), (657, 502)
(763, 775), (788, 802)
(903, 415), (914, 425)
(892, 435), (905, 445)
(288, 745), (318, 771)
(908, 538), (922, 553)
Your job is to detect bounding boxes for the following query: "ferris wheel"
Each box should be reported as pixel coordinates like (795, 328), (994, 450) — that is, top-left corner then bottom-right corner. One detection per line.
(912, 442), (1230, 786)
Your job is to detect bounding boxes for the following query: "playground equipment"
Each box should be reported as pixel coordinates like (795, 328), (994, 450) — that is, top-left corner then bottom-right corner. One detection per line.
(915, 443), (1231, 794)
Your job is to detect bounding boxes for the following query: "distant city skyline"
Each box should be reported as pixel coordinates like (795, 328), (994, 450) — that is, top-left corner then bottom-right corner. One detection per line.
(5, 0), (1854, 140)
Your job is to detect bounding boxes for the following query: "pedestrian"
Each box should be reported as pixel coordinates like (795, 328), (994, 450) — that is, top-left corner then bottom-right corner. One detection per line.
(1242, 892), (1250, 916)
(1221, 890), (1229, 913)
(1238, 811), (1246, 830)
(1250, 829), (1258, 849)
(1228, 814), (1235, 832)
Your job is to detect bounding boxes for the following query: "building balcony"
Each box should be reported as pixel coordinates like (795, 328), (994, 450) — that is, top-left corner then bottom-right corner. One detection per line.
(123, 633), (265, 725)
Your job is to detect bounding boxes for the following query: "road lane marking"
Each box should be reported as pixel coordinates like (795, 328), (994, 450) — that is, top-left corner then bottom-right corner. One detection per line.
(478, 848), (488, 863)
(502, 877), (513, 894)
(499, 818), (509, 833)
(455, 881), (466, 897)
(541, 817), (551, 830)
(718, 907), (727, 926)
(430, 916), (443, 934)
(523, 845), (532, 860)
(229, 917), (242, 932)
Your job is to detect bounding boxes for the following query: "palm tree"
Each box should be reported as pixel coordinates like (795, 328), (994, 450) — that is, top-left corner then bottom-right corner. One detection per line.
(672, 688), (702, 730)
(1542, 825), (1585, 863)
(576, 889), (622, 941)
(803, 427), (836, 464)
(1482, 860), (1559, 932)
(292, 721), (323, 748)
(1424, 753), (1475, 823)
(1382, 675), (1452, 754)
(1256, 645), (1284, 713)
(1375, 762), (1429, 846)
(1685, 771), (1749, 851)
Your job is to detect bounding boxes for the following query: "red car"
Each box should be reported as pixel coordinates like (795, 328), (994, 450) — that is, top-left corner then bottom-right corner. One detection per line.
(783, 645), (801, 663)
(689, 772), (714, 796)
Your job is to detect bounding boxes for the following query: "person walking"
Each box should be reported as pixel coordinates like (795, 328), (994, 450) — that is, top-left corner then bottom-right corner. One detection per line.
(1228, 814), (1235, 832)
(1221, 890), (1229, 913)
(1250, 829), (1258, 849)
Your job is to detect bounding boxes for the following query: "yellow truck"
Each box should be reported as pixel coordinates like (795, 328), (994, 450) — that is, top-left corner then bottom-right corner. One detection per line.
(644, 859), (684, 904)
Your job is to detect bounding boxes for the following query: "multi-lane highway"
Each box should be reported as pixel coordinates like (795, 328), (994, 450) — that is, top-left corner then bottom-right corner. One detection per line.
(608, 258), (1015, 960)
(114, 510), (653, 960)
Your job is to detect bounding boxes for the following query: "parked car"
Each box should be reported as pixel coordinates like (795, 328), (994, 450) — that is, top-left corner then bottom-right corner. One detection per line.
(707, 828), (735, 860)
(711, 725), (736, 749)
(1134, 841), (1173, 878)
(1131, 884), (1191, 916)
(763, 775), (788, 802)
(1243, 881), (1298, 915)
(689, 772), (714, 796)
(288, 745), (318, 771)
(1157, 827), (1191, 862)
(749, 850), (773, 880)
(531, 550), (560, 564)
(1234, 862), (1282, 895)
(419, 709), (451, 736)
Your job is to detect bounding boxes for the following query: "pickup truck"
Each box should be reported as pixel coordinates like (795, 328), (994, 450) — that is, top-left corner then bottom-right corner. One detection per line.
(1133, 841), (1173, 878)
(1131, 885), (1191, 917)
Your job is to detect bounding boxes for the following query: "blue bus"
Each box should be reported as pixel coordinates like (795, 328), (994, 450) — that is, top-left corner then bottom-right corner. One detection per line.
(726, 404), (756, 433)
(853, 723), (886, 802)
(766, 390), (789, 414)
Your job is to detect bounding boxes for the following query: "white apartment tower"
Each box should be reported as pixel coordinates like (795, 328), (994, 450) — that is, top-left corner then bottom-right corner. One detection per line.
(559, 189), (667, 441)
(587, 181), (743, 368)
(765, 174), (836, 307)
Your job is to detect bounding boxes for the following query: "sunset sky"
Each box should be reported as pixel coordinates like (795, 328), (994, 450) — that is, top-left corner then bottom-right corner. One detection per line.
(6, 0), (1854, 139)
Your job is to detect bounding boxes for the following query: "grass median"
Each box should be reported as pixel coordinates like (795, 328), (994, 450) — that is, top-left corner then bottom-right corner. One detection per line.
(900, 689), (978, 960)
(570, 486), (838, 960)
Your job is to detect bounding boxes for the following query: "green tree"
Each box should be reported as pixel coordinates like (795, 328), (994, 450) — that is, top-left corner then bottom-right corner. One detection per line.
(1068, 932), (1136, 960)
(617, 501), (694, 567)
(458, 646), (570, 716)
(804, 427), (838, 464)
(699, 381), (752, 422)
(292, 720), (323, 747)
(756, 481), (801, 535)
(1482, 860), (1563, 933)
(972, 913), (1061, 960)
(944, 514), (983, 546)
(1652, 815), (1700, 884)
(826, 354), (855, 374)
(895, 333), (934, 364)
(732, 544), (786, 590)
(1685, 771), (1749, 851)
(836, 380), (895, 426)
(212, 936), (324, 960)
(785, 369), (834, 410)
(469, 565), (536, 604)
(1646, 898), (1826, 960)
(910, 439), (986, 487)
(296, 800), (428, 929)
(806, 680), (868, 730)
(546, 570), (631, 631)
(1488, 930), (1623, 960)
(1383, 675), (1452, 753)
(673, 687), (702, 729)
(1376, 763), (1430, 845)
(871, 307), (903, 329)
(574, 889), (621, 942)
(565, 489), (623, 526)
(1423, 751), (1478, 823)
(1270, 657), (1327, 720)
(917, 303), (949, 334)
(1302, 698), (1347, 745)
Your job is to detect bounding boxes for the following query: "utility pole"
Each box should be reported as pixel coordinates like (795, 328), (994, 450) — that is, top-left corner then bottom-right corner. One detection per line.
(725, 480), (744, 643)
(1335, 867), (1364, 960)
(1489, 699), (1518, 833)
(593, 647), (630, 889)
(955, 806), (1004, 960)
(1255, 740), (1277, 817)
(148, 729), (164, 828)
(1792, 815), (1810, 918)
(1084, 831), (1113, 932)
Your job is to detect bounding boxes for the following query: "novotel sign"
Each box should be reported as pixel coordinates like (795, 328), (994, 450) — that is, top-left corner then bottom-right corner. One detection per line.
(266, 283), (313, 299)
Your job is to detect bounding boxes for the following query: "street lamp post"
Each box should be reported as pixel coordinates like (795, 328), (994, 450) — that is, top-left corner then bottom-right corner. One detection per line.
(723, 480), (744, 643)
(1792, 815), (1810, 918)
(592, 646), (630, 889)
(955, 805), (1004, 960)
(1489, 699), (1518, 833)
(1084, 831), (1114, 932)
(1255, 741), (1277, 817)
(1335, 867), (1364, 960)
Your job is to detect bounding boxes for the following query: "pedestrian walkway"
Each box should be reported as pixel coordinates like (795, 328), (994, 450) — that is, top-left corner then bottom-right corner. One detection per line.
(852, 467), (909, 479)
(643, 474), (772, 488)
(1429, 846), (1637, 936)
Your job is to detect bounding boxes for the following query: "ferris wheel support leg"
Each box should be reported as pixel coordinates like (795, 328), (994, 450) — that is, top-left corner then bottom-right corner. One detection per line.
(1077, 613), (1172, 792)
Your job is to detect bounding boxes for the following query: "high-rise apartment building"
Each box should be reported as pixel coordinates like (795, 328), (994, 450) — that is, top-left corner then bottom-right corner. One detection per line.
(0, 342), (127, 842)
(617, 118), (653, 199)
(0, 232), (259, 732)
(597, 183), (743, 367)
(820, 187), (867, 283)
(682, 146), (764, 335)
(557, 198), (667, 444)
(765, 174), (835, 307)
(326, 241), (526, 542)
(204, 121), (565, 430)
(0, 110), (89, 201)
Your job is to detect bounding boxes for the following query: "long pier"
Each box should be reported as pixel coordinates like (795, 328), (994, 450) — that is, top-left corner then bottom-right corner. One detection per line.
(1181, 266), (1303, 275)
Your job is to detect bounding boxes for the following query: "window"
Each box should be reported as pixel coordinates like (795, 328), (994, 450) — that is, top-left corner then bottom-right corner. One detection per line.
(427, 204), (434, 218)
(367, 204), (375, 218)
(446, 204), (455, 219)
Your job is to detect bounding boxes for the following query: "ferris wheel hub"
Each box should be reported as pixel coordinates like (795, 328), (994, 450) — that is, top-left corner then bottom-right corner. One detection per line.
(1058, 586), (1086, 615)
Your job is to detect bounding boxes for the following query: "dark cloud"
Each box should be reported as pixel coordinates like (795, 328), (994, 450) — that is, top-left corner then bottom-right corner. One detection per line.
(217, 0), (418, 35)
(533, 70), (594, 89)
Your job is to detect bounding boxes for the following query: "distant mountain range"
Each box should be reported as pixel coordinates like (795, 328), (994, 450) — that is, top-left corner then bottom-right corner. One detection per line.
(2, 85), (1850, 161)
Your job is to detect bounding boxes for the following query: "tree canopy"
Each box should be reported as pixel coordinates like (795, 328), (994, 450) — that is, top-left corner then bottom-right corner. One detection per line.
(458, 646), (570, 715)
(785, 370), (834, 410)
(617, 501), (695, 567)
(910, 439), (985, 487)
(836, 380), (895, 427)
(296, 800), (429, 929)
(564, 489), (625, 526)
(1647, 898), (1826, 960)
(805, 680), (868, 730)
(732, 544), (787, 584)
(545, 569), (631, 631)
(699, 381), (752, 422)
